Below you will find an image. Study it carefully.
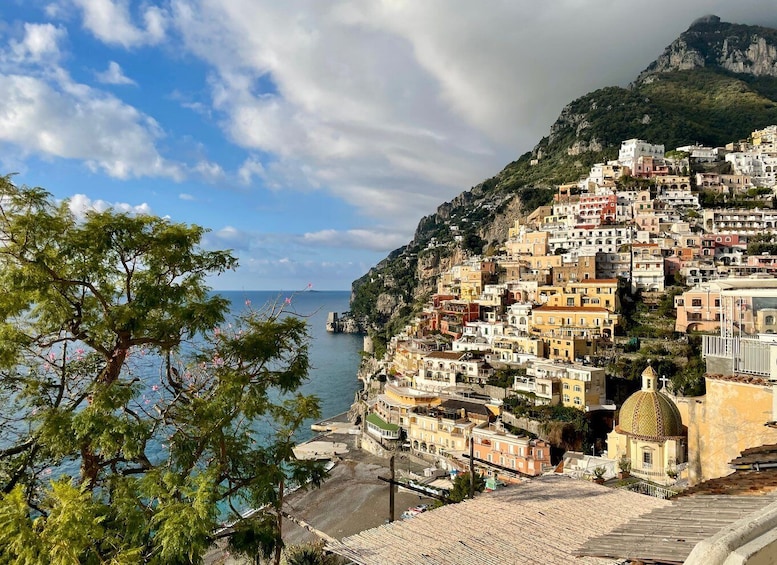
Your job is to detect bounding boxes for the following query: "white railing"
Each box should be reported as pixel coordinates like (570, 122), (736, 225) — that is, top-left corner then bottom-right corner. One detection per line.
(702, 335), (771, 377)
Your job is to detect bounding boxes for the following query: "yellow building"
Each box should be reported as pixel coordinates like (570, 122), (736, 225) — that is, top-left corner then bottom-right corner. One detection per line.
(459, 260), (498, 302)
(407, 405), (476, 459)
(607, 366), (686, 485)
(674, 375), (777, 485)
(544, 336), (597, 362)
(504, 229), (549, 257)
(527, 360), (610, 411)
(566, 279), (620, 311)
(390, 338), (439, 378)
(491, 335), (545, 363)
(530, 305), (620, 339)
(373, 384), (441, 428)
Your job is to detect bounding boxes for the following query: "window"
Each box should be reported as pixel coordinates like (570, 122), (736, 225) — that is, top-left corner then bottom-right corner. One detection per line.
(574, 397), (582, 405)
(642, 450), (653, 469)
(563, 394), (570, 402)
(563, 383), (569, 390)
(691, 299), (702, 307)
(714, 299), (720, 307)
(574, 385), (582, 392)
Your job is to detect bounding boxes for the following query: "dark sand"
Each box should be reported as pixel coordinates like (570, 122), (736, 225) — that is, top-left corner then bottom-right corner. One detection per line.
(206, 434), (436, 563)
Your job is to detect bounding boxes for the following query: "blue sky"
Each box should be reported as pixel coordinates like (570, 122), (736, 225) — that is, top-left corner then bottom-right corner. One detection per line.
(1, 1), (775, 291)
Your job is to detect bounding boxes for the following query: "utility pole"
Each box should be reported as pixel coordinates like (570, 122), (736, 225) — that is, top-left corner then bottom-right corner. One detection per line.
(469, 440), (475, 499)
(389, 455), (395, 522)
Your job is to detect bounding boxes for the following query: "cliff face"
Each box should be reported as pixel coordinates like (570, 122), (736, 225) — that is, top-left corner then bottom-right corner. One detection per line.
(637, 15), (777, 83)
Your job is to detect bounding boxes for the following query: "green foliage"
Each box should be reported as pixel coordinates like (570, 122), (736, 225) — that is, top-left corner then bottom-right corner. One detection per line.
(285, 543), (346, 565)
(461, 231), (485, 255)
(447, 472), (486, 503)
(747, 233), (777, 255)
(517, 187), (555, 213)
(487, 369), (520, 389)
(0, 177), (323, 564)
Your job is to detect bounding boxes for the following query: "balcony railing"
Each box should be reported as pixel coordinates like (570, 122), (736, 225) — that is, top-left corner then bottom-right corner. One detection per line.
(702, 335), (771, 377)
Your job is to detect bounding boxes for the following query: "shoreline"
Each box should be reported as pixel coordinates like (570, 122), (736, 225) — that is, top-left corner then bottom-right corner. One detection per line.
(206, 411), (437, 564)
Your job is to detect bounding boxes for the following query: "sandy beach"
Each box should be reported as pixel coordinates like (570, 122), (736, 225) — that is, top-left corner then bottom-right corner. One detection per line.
(206, 419), (437, 563)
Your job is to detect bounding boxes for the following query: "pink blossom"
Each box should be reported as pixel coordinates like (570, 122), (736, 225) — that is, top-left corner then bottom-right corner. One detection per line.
(151, 385), (159, 392)
(245, 299), (251, 306)
(285, 297), (292, 304)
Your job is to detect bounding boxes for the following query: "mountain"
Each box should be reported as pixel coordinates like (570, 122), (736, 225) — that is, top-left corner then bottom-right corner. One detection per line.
(349, 16), (777, 350)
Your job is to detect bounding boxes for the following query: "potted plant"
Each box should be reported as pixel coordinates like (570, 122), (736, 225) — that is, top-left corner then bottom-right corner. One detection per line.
(592, 466), (606, 484)
(617, 455), (631, 479)
(666, 465), (678, 481)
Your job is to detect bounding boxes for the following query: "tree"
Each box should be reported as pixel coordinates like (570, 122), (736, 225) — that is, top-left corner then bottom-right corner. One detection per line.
(0, 177), (324, 564)
(285, 543), (346, 565)
(447, 472), (486, 503)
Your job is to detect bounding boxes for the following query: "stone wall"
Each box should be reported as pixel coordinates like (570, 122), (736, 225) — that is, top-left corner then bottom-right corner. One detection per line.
(501, 411), (544, 437)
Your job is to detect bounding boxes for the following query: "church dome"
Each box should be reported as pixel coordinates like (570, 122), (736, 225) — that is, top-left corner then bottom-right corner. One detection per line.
(617, 365), (684, 439)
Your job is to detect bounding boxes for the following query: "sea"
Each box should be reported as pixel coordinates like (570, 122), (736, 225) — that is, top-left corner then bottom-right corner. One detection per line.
(218, 289), (365, 443)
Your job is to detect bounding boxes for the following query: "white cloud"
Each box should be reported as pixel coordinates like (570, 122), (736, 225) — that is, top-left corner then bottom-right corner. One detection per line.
(0, 72), (184, 180)
(72, 0), (168, 48)
(95, 61), (136, 85)
(10, 23), (66, 62)
(67, 193), (152, 220)
(237, 156), (266, 185)
(179, 192), (195, 201)
(192, 159), (225, 182)
(303, 229), (408, 252)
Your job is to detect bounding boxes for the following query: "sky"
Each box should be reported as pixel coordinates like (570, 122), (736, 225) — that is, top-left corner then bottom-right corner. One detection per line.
(1, 2), (776, 291)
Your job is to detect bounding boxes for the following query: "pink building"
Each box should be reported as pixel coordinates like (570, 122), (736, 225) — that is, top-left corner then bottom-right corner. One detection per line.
(471, 424), (551, 482)
(674, 284), (722, 333)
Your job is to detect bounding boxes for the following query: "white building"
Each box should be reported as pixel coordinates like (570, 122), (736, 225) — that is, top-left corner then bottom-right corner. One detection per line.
(618, 139), (665, 170)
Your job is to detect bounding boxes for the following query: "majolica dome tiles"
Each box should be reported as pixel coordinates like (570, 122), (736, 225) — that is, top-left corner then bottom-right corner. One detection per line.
(618, 390), (684, 439)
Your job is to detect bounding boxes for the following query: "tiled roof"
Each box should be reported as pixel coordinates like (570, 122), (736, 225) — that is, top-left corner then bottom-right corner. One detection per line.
(578, 444), (777, 563)
(424, 351), (465, 360)
(617, 391), (684, 440)
(326, 474), (669, 565)
(577, 493), (777, 564)
(705, 373), (771, 386)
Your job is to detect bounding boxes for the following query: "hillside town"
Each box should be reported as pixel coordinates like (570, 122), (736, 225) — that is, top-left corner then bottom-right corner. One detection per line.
(325, 126), (777, 562)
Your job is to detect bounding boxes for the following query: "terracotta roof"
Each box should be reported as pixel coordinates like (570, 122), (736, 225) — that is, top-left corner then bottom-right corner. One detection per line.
(705, 373), (771, 386)
(326, 474), (669, 565)
(424, 351), (465, 360)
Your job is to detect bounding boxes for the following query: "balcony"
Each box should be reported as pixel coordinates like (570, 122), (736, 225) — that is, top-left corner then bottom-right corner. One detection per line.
(702, 335), (772, 377)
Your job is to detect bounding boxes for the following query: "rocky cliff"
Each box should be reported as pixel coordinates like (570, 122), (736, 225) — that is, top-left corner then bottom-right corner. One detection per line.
(637, 15), (777, 83)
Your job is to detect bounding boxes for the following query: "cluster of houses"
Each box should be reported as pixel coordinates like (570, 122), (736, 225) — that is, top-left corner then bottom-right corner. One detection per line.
(357, 125), (777, 496)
